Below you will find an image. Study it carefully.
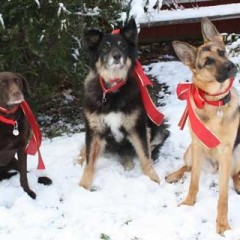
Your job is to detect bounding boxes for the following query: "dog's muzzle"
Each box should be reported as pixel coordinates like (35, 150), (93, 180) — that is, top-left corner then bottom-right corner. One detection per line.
(217, 61), (238, 83)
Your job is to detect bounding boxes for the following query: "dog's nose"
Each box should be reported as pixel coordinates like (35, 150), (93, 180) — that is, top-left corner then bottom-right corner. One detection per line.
(226, 61), (237, 75)
(112, 52), (121, 61)
(12, 90), (21, 98)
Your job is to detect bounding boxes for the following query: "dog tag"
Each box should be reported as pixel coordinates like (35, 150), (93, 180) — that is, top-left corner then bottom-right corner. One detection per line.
(217, 108), (223, 118)
(13, 129), (19, 136)
(13, 122), (19, 136)
(102, 93), (106, 103)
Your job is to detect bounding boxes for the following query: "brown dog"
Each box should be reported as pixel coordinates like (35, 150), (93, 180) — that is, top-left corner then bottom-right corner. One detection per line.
(165, 18), (239, 234)
(0, 72), (52, 199)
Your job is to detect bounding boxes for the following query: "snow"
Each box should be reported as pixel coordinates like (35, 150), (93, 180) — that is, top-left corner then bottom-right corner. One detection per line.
(0, 13), (5, 29)
(1, 2), (240, 239)
(1, 55), (240, 239)
(128, 2), (240, 24)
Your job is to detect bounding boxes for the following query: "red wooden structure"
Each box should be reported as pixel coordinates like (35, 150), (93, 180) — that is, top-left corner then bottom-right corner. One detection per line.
(139, 0), (240, 43)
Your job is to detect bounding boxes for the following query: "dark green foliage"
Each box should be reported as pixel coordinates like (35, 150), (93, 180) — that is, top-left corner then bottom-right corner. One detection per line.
(0, 0), (130, 111)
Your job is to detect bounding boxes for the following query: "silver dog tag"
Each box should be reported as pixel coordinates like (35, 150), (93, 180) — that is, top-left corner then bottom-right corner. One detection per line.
(13, 123), (19, 136)
(217, 108), (223, 118)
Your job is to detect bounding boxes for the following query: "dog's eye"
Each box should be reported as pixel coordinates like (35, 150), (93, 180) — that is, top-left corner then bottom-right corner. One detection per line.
(205, 57), (215, 66)
(218, 50), (226, 57)
(102, 42), (111, 52)
(118, 41), (125, 49)
(0, 79), (7, 86)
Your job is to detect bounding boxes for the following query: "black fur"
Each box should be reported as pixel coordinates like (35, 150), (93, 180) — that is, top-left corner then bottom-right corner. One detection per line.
(83, 19), (169, 163)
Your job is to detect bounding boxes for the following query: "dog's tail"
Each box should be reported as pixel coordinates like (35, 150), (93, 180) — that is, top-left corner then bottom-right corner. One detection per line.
(149, 121), (170, 161)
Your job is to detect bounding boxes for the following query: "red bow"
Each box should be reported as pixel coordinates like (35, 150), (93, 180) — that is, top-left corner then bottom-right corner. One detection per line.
(177, 83), (222, 148)
(20, 100), (45, 169)
(111, 29), (164, 126)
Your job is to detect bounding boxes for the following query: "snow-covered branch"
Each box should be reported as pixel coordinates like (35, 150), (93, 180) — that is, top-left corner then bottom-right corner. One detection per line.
(57, 3), (71, 17)
(0, 14), (5, 29)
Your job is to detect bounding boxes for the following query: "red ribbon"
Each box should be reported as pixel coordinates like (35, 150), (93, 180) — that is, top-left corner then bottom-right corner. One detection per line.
(111, 28), (164, 126)
(20, 100), (45, 169)
(177, 83), (222, 148)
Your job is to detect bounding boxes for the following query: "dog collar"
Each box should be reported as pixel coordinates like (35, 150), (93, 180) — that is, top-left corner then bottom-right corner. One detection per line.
(99, 76), (126, 102)
(177, 78), (234, 148)
(0, 100), (45, 170)
(0, 115), (19, 135)
(0, 105), (19, 114)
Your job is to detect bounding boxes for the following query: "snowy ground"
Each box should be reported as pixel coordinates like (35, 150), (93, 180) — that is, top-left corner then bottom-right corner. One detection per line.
(1, 58), (240, 240)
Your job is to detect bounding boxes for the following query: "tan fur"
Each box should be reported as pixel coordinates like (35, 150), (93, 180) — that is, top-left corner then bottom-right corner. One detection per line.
(166, 18), (240, 235)
(79, 108), (160, 185)
(95, 57), (132, 83)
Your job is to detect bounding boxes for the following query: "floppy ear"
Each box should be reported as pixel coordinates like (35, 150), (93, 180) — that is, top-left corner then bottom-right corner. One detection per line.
(121, 18), (138, 45)
(172, 41), (197, 66)
(83, 29), (103, 50)
(16, 73), (31, 96)
(201, 18), (223, 44)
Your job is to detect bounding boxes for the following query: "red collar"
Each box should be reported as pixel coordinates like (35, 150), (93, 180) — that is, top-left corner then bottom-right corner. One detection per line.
(195, 77), (234, 108)
(0, 100), (45, 170)
(0, 105), (19, 114)
(177, 77), (234, 148)
(99, 76), (126, 102)
(0, 105), (19, 131)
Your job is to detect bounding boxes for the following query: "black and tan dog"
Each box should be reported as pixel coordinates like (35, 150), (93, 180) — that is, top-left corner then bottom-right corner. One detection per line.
(79, 19), (169, 190)
(165, 18), (239, 234)
(0, 72), (52, 199)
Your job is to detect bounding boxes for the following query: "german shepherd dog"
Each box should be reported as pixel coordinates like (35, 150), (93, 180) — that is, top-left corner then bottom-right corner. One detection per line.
(79, 19), (169, 190)
(165, 18), (239, 234)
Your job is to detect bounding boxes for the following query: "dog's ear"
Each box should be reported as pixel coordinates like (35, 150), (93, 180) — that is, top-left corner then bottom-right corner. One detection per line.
(16, 73), (31, 96)
(121, 18), (138, 45)
(201, 18), (223, 44)
(84, 29), (103, 50)
(172, 41), (197, 66)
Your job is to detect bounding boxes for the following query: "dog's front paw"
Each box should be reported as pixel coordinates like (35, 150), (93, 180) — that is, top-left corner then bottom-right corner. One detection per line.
(179, 195), (196, 206)
(142, 162), (160, 184)
(79, 179), (91, 190)
(165, 173), (179, 183)
(27, 190), (36, 199)
(147, 168), (160, 184)
(216, 220), (231, 235)
(38, 176), (52, 185)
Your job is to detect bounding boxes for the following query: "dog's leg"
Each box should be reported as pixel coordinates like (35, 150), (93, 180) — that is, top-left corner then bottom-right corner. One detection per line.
(165, 145), (192, 183)
(181, 142), (204, 206)
(17, 149), (36, 199)
(79, 133), (103, 190)
(78, 145), (86, 166)
(128, 130), (160, 184)
(165, 165), (191, 183)
(216, 151), (232, 235)
(232, 173), (240, 194)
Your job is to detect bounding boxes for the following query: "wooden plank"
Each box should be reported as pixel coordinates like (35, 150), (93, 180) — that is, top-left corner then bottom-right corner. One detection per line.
(139, 17), (240, 43)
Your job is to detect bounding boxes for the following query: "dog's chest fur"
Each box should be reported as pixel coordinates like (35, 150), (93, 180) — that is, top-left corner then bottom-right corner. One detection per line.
(84, 72), (144, 142)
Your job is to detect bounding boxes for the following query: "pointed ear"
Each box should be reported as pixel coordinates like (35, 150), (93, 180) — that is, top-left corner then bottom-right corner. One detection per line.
(84, 29), (103, 50)
(121, 18), (138, 44)
(201, 18), (223, 44)
(16, 73), (31, 96)
(172, 41), (197, 66)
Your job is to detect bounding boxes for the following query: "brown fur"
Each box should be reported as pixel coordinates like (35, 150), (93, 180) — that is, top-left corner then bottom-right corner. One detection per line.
(165, 18), (240, 235)
(0, 72), (52, 199)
